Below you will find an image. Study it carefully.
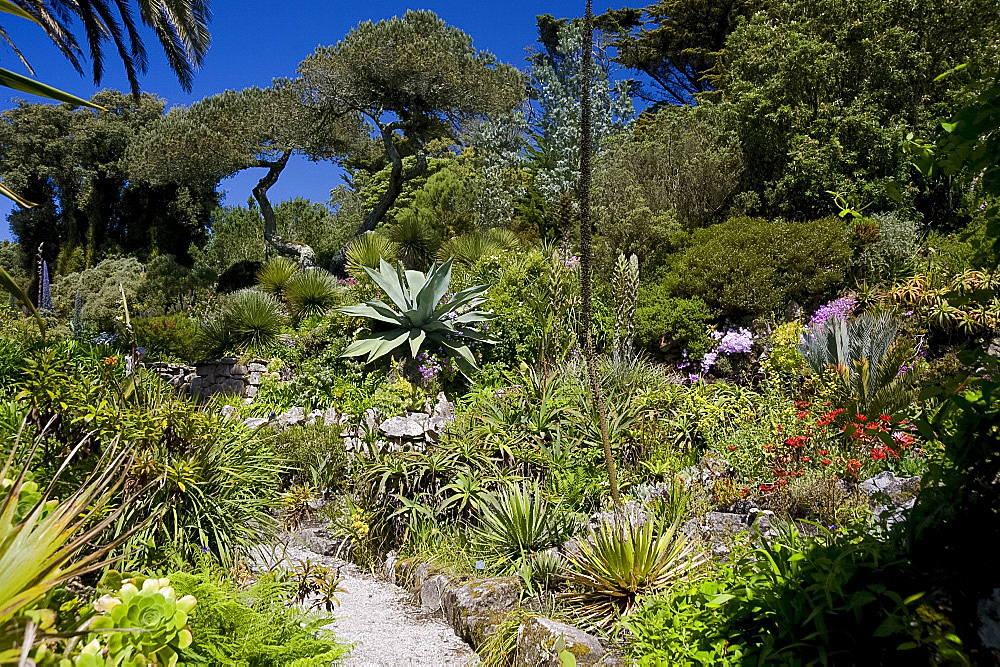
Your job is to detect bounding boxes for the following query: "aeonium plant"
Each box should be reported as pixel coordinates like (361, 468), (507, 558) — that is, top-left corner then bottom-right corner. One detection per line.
(338, 258), (496, 376)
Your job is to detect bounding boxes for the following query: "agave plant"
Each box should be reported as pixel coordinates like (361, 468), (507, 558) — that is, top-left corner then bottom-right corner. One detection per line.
(473, 481), (577, 572)
(562, 518), (704, 630)
(285, 269), (341, 321)
(346, 232), (399, 280)
(339, 258), (496, 375)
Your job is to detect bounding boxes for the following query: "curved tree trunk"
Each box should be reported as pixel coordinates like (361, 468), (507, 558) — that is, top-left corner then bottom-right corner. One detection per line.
(328, 120), (427, 275)
(253, 150), (316, 267)
(580, 0), (621, 506)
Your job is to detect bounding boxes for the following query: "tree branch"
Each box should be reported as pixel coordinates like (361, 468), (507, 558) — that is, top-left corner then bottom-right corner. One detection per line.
(252, 150), (316, 266)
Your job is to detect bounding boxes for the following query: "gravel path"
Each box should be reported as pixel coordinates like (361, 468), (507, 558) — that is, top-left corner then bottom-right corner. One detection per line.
(256, 542), (479, 666)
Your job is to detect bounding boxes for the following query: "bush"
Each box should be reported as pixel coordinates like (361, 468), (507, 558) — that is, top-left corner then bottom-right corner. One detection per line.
(271, 422), (349, 491)
(670, 216), (852, 321)
(216, 260), (263, 294)
(285, 269), (341, 321)
(635, 288), (715, 360)
(256, 257), (298, 300)
(169, 561), (349, 665)
(133, 314), (200, 362)
(51, 256), (145, 331)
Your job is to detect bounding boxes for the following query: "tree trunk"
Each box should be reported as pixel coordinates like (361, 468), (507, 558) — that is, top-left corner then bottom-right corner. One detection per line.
(580, 0), (621, 506)
(253, 150), (316, 267)
(328, 121), (427, 275)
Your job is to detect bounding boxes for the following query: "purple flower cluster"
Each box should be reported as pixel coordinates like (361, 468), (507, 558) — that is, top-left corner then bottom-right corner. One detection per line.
(714, 328), (754, 355)
(808, 296), (858, 328)
(700, 350), (718, 372)
(338, 277), (358, 286)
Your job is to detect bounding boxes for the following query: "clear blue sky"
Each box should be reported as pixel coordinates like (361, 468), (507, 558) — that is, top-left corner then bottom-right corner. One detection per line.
(0, 0), (611, 243)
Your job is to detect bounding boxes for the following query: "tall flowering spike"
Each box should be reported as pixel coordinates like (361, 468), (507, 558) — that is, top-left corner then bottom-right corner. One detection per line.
(41, 261), (52, 312)
(612, 253), (639, 356)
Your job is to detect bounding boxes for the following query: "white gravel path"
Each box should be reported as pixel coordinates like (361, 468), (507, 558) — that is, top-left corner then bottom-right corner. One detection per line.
(257, 542), (479, 666)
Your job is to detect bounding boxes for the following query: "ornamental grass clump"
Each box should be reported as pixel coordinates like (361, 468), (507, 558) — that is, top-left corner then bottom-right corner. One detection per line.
(285, 269), (341, 321)
(562, 517), (705, 630)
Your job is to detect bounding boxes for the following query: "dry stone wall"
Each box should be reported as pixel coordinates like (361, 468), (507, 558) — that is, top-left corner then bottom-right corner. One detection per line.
(142, 358), (268, 400)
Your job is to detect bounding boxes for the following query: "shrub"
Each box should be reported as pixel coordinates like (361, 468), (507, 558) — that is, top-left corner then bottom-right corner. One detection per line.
(271, 422), (349, 491)
(767, 321), (807, 376)
(635, 287), (715, 360)
(671, 216), (852, 321)
(168, 561), (349, 665)
(216, 260), (263, 294)
(51, 257), (145, 331)
(285, 269), (340, 321)
(256, 257), (299, 300)
(346, 232), (398, 280)
(133, 314), (200, 362)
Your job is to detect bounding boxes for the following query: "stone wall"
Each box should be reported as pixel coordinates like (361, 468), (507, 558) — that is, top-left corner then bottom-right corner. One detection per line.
(143, 358), (267, 400)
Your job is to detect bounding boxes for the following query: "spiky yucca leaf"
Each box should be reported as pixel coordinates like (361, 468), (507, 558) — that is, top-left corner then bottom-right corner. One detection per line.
(197, 290), (287, 358)
(346, 232), (399, 280)
(562, 518), (704, 630)
(388, 218), (440, 269)
(473, 482), (576, 572)
(256, 257), (298, 300)
(285, 269), (340, 321)
(437, 229), (519, 267)
(0, 265), (44, 337)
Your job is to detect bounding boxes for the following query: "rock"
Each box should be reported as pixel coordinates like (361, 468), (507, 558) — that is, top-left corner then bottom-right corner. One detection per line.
(222, 377), (244, 394)
(294, 523), (349, 558)
(426, 416), (450, 441)
(323, 407), (340, 427)
(278, 406), (306, 428)
(442, 577), (520, 649)
(383, 551), (398, 585)
(421, 574), (451, 613)
(515, 616), (614, 666)
(189, 377), (203, 395)
(230, 364), (247, 377)
(432, 392), (456, 420)
(305, 409), (324, 426)
(684, 512), (753, 558)
(379, 415), (425, 439)
(872, 498), (915, 528)
(859, 471), (919, 500)
(589, 500), (648, 530)
(248, 361), (267, 373)
(244, 385), (259, 399)
(364, 407), (380, 431)
(221, 405), (238, 418)
(559, 538), (584, 560)
(978, 588), (1000, 649)
(247, 371), (262, 384)
(243, 417), (270, 430)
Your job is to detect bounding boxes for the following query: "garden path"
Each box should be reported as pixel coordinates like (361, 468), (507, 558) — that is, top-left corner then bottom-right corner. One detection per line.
(263, 543), (478, 666)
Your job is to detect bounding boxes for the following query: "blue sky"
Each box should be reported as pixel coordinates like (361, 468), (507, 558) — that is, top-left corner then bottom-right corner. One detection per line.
(0, 0), (607, 242)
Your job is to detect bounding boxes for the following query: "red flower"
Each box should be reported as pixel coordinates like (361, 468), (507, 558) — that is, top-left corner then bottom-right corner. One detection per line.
(801, 456), (811, 462)
(796, 411), (810, 419)
(846, 458), (862, 475)
(879, 414), (892, 423)
(727, 445), (737, 451)
(821, 458), (832, 466)
(817, 449), (829, 455)
(855, 414), (867, 421)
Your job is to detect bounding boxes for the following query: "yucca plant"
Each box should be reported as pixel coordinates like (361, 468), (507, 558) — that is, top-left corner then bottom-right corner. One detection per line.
(562, 518), (705, 630)
(346, 232), (399, 281)
(437, 229), (519, 267)
(0, 265), (44, 337)
(196, 290), (287, 358)
(797, 311), (916, 415)
(339, 258), (496, 375)
(285, 269), (341, 321)
(388, 218), (441, 270)
(0, 426), (141, 661)
(473, 481), (577, 572)
(256, 257), (298, 300)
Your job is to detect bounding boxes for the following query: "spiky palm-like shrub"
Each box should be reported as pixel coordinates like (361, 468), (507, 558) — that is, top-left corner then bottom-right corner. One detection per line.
(473, 481), (577, 572)
(388, 218), (440, 270)
(285, 269), (340, 321)
(346, 232), (399, 280)
(437, 229), (519, 267)
(197, 291), (286, 358)
(562, 518), (705, 630)
(797, 311), (916, 416)
(256, 257), (298, 300)
(339, 258), (495, 375)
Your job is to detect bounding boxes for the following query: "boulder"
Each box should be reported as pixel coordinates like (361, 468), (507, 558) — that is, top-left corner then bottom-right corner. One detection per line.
(305, 409), (324, 425)
(221, 404), (238, 418)
(364, 407), (380, 431)
(278, 407), (306, 428)
(432, 392), (457, 420)
(589, 500), (648, 530)
(421, 574), (451, 613)
(442, 577), (520, 648)
(294, 523), (349, 558)
(244, 385), (259, 399)
(559, 538), (584, 561)
(243, 417), (270, 430)
(515, 616), (620, 666)
(230, 363), (247, 377)
(323, 407), (341, 427)
(426, 416), (450, 441)
(978, 587), (1000, 650)
(859, 471), (919, 500)
(248, 362), (267, 373)
(380, 415), (425, 439)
